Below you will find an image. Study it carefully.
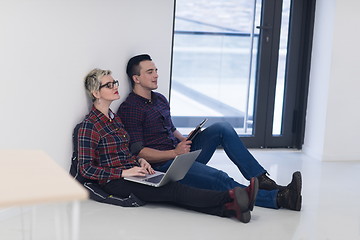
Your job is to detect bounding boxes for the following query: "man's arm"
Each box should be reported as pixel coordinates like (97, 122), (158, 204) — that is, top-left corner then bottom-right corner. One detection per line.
(173, 129), (186, 141)
(138, 138), (192, 163)
(137, 147), (177, 163)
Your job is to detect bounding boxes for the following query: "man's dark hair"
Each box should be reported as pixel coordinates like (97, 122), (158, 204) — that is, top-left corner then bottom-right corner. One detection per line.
(126, 54), (152, 88)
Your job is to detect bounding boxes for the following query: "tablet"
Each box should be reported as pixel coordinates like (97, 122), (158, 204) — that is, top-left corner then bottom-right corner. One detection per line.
(186, 119), (208, 141)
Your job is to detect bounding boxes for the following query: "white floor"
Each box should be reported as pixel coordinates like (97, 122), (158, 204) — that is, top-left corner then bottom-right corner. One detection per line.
(1, 149), (360, 240)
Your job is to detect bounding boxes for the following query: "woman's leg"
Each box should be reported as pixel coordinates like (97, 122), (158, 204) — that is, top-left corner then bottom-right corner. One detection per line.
(103, 179), (231, 217)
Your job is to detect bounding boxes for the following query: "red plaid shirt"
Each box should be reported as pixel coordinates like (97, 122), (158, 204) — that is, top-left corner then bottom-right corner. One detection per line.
(78, 106), (139, 184)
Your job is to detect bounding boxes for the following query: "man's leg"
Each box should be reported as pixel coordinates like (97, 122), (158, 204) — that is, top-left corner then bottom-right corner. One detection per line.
(154, 161), (279, 209)
(191, 121), (266, 180)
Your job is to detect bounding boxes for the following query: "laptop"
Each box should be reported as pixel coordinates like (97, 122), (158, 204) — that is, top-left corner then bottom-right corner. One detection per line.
(124, 150), (201, 187)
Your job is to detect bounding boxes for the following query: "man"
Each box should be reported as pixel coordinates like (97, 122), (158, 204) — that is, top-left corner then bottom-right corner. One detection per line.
(117, 54), (302, 210)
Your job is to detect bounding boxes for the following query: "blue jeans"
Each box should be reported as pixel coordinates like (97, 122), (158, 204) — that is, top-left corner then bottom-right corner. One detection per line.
(155, 122), (279, 209)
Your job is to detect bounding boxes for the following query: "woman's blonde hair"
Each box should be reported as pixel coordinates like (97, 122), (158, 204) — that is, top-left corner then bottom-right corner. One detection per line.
(84, 68), (112, 102)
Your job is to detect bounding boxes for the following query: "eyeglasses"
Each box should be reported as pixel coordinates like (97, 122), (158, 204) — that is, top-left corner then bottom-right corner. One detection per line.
(99, 80), (119, 90)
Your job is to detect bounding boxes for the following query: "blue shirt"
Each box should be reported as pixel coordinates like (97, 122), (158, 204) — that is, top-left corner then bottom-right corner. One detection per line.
(118, 91), (180, 155)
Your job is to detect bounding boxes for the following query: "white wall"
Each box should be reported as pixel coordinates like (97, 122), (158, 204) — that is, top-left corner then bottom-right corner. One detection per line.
(303, 0), (360, 161)
(0, 0), (175, 169)
(2, 0), (359, 166)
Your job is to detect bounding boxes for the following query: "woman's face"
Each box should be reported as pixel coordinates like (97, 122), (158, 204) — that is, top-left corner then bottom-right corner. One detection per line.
(97, 74), (120, 102)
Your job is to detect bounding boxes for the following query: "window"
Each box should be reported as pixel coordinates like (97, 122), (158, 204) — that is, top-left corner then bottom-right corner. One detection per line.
(170, 0), (261, 135)
(170, 0), (315, 148)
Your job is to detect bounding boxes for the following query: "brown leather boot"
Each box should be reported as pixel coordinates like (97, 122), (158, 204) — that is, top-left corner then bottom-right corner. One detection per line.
(225, 177), (259, 223)
(244, 177), (259, 211)
(225, 187), (251, 223)
(277, 171), (302, 211)
(257, 173), (286, 190)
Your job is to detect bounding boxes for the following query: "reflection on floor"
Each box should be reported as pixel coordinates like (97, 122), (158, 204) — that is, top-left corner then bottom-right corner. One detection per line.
(1, 149), (360, 240)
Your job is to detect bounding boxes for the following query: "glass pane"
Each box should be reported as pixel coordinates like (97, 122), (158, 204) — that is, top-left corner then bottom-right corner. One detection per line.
(272, 0), (291, 135)
(170, 0), (261, 136)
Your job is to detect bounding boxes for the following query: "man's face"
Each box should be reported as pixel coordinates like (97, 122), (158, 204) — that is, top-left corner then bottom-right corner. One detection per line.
(135, 60), (158, 91)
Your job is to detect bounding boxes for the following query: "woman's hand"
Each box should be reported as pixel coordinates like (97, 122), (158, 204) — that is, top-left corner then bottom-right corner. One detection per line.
(138, 158), (155, 175)
(121, 159), (155, 178)
(121, 166), (149, 178)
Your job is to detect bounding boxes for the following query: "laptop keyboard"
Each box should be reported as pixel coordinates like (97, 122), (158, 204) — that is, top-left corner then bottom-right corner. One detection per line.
(145, 174), (164, 183)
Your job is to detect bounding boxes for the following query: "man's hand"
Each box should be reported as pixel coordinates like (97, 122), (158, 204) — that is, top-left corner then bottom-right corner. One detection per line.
(174, 139), (192, 156)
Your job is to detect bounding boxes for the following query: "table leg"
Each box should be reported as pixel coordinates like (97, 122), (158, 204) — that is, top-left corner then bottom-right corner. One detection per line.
(70, 201), (80, 240)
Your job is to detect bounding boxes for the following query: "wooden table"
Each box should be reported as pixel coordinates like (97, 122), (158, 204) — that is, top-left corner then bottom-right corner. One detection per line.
(0, 150), (88, 240)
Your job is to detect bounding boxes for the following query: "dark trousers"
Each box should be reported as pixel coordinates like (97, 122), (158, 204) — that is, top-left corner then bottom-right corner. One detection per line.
(103, 179), (232, 218)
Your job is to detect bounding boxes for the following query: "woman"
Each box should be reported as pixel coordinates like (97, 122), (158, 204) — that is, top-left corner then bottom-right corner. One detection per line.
(77, 68), (259, 223)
